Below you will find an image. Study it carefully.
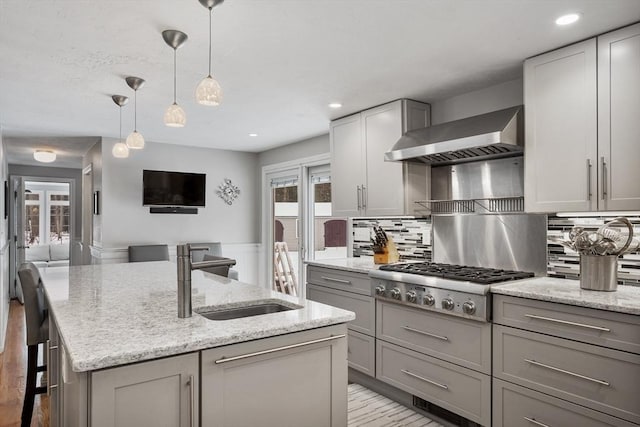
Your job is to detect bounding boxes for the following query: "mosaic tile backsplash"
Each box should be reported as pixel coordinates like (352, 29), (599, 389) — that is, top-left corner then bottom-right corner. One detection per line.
(548, 215), (640, 287)
(352, 217), (432, 261)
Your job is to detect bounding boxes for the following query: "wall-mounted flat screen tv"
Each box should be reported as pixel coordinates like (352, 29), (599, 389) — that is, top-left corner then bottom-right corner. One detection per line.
(143, 170), (206, 207)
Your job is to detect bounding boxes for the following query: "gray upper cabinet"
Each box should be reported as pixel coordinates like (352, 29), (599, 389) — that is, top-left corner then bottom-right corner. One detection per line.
(330, 99), (431, 217)
(524, 39), (598, 213)
(525, 23), (640, 213)
(598, 23), (640, 210)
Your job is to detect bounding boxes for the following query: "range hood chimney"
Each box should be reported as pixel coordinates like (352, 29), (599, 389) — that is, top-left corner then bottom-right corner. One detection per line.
(385, 105), (523, 165)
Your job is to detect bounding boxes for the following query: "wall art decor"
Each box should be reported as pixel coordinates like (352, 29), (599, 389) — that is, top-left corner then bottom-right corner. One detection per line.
(216, 178), (240, 205)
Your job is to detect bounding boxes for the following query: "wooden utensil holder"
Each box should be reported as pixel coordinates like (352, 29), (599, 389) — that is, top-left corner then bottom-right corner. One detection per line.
(373, 237), (400, 264)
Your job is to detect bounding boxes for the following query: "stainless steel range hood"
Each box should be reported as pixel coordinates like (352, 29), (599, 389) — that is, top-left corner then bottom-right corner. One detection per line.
(385, 105), (523, 165)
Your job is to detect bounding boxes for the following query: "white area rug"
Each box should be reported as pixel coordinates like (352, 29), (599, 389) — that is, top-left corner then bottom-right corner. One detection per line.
(348, 383), (443, 427)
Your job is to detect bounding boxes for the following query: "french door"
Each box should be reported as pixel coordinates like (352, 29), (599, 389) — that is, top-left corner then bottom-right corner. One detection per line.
(264, 157), (347, 299)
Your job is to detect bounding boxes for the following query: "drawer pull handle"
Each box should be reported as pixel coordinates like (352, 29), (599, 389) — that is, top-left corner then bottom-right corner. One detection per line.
(403, 326), (449, 341)
(524, 359), (610, 386)
(320, 276), (352, 285)
(215, 334), (346, 364)
(524, 314), (610, 332)
(401, 369), (449, 390)
(524, 416), (550, 427)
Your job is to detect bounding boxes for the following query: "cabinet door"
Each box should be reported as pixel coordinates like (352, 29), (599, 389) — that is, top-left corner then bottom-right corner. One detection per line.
(362, 101), (405, 216)
(330, 114), (364, 217)
(48, 306), (61, 427)
(524, 39), (598, 213)
(91, 353), (199, 427)
(201, 325), (348, 427)
(598, 23), (640, 210)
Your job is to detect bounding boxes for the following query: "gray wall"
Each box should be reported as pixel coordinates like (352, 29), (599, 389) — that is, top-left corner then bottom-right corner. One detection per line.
(100, 138), (260, 248)
(8, 164), (83, 240)
(258, 133), (329, 167)
(431, 78), (523, 124)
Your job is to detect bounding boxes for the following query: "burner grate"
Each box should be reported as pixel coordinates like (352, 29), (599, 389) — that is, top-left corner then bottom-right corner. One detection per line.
(378, 262), (534, 284)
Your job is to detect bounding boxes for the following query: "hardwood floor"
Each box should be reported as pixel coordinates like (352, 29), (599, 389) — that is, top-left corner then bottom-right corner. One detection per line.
(0, 300), (49, 427)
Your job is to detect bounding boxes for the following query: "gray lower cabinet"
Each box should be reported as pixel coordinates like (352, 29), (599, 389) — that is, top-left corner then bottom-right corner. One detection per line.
(91, 353), (199, 427)
(306, 265), (376, 377)
(200, 324), (348, 427)
(493, 294), (640, 426)
(493, 378), (637, 427)
(376, 340), (491, 426)
(47, 313), (61, 427)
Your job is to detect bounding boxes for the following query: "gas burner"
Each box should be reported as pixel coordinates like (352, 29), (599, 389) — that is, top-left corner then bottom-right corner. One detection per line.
(378, 262), (534, 284)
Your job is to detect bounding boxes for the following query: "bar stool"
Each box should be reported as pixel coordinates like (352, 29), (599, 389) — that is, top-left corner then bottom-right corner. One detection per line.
(17, 262), (49, 427)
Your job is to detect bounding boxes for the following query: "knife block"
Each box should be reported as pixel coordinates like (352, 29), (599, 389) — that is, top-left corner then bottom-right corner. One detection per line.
(373, 237), (400, 264)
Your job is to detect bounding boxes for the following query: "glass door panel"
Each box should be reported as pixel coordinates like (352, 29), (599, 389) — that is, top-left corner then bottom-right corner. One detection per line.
(309, 170), (347, 261)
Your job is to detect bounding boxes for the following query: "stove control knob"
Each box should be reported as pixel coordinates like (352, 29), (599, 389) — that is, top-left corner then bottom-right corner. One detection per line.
(390, 288), (402, 300)
(423, 294), (435, 306)
(406, 290), (417, 303)
(462, 301), (476, 315)
(441, 298), (455, 311)
(374, 286), (386, 296)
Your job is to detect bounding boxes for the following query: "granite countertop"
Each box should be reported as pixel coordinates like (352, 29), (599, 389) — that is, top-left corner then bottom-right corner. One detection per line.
(491, 277), (640, 315)
(304, 257), (379, 274)
(41, 262), (355, 372)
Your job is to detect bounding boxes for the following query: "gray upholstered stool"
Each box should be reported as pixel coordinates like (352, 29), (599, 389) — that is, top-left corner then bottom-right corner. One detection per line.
(17, 262), (49, 427)
(128, 244), (170, 263)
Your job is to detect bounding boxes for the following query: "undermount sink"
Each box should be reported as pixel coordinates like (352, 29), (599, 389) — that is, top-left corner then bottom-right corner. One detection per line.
(196, 302), (301, 321)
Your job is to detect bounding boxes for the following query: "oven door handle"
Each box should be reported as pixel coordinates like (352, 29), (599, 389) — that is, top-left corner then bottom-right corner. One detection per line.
(403, 325), (449, 341)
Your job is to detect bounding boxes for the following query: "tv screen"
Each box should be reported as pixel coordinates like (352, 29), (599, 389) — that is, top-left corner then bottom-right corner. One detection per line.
(143, 170), (206, 207)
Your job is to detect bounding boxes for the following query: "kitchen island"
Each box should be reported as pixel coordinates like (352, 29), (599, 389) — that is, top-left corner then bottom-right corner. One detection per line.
(41, 261), (354, 427)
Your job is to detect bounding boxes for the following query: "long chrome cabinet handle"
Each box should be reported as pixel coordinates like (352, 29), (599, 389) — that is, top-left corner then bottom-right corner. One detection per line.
(356, 185), (362, 211)
(524, 314), (610, 332)
(215, 334), (346, 364)
(524, 359), (610, 386)
(320, 276), (351, 285)
(362, 185), (367, 209)
(187, 375), (195, 427)
(524, 416), (551, 427)
(586, 159), (592, 200)
(46, 340), (51, 396)
(601, 157), (607, 199)
(401, 369), (448, 390)
(403, 325), (449, 341)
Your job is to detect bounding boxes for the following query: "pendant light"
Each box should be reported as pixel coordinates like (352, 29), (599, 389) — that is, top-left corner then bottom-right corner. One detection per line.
(125, 76), (146, 149)
(195, 0), (224, 106)
(112, 95), (130, 158)
(162, 30), (188, 127)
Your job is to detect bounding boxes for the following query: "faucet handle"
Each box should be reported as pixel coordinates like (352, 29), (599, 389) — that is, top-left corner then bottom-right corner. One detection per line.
(189, 246), (210, 252)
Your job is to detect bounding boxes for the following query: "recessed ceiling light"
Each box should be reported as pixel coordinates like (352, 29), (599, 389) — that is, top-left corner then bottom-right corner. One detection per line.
(249, 133), (258, 137)
(555, 13), (580, 26)
(328, 103), (342, 109)
(34, 150), (56, 163)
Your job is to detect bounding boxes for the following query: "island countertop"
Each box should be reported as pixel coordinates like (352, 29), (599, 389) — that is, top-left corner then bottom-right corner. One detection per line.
(304, 257), (379, 274)
(41, 261), (355, 372)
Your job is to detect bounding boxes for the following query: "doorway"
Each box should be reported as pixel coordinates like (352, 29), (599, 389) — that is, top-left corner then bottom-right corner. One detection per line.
(9, 177), (74, 300)
(264, 156), (348, 298)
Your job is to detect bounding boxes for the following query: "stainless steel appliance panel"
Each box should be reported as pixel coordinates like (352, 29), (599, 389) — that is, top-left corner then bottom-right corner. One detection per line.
(433, 214), (547, 275)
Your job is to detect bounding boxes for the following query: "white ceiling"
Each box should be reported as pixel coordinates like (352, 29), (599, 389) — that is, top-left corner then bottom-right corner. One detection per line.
(1, 0), (639, 165)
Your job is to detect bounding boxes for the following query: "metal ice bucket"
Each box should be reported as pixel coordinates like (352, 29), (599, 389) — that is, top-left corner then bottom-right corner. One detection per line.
(579, 254), (618, 292)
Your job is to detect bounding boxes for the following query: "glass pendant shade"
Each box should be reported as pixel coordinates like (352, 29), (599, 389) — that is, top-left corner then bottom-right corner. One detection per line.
(164, 103), (186, 127)
(112, 142), (130, 158)
(126, 130), (145, 149)
(196, 75), (223, 106)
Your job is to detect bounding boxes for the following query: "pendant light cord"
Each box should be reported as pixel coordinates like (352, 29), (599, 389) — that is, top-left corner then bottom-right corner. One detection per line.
(173, 49), (177, 104)
(208, 8), (212, 77)
(134, 90), (138, 132)
(119, 106), (122, 142)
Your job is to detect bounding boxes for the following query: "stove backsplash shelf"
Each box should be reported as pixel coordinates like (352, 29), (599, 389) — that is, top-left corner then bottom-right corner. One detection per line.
(415, 196), (524, 215)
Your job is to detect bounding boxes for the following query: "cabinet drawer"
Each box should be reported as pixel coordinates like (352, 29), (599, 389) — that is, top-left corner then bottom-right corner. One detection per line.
(307, 284), (375, 335)
(494, 325), (640, 424)
(493, 295), (640, 354)
(376, 340), (490, 426)
(376, 301), (491, 374)
(493, 378), (636, 427)
(347, 330), (374, 377)
(307, 266), (371, 295)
